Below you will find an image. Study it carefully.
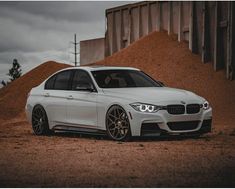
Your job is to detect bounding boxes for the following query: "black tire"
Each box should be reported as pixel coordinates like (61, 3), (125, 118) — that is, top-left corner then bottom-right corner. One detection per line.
(106, 105), (131, 141)
(32, 105), (53, 135)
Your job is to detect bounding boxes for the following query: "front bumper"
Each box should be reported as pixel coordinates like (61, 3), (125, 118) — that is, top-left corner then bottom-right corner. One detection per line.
(140, 119), (212, 136)
(128, 107), (212, 136)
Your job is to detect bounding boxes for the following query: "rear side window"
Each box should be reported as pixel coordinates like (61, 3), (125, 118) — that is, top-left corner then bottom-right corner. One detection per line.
(45, 70), (72, 90)
(45, 75), (56, 90)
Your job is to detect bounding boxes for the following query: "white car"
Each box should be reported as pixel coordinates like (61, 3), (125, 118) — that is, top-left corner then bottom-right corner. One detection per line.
(25, 66), (212, 141)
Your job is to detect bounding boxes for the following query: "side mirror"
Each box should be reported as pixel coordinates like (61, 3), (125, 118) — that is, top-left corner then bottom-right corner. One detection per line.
(75, 82), (95, 92)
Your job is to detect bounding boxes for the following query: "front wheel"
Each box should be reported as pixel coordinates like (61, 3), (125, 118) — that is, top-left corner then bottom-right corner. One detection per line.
(106, 105), (131, 141)
(32, 105), (53, 135)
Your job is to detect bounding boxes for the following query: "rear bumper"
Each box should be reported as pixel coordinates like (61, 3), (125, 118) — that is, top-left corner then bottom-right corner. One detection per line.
(25, 103), (33, 124)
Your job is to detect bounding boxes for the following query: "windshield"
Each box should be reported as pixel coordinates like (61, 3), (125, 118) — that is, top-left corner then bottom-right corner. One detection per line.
(91, 69), (162, 88)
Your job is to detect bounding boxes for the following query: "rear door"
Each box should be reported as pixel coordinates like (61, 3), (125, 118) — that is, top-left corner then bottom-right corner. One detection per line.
(43, 70), (73, 125)
(66, 70), (98, 127)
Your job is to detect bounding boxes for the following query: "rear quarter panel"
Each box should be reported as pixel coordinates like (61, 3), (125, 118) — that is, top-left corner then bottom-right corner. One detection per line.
(25, 84), (45, 124)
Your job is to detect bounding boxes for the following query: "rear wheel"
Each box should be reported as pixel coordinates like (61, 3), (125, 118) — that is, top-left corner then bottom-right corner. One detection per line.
(106, 105), (131, 141)
(32, 105), (52, 135)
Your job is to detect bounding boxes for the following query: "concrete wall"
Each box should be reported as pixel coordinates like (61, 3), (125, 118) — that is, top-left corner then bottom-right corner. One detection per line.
(80, 38), (105, 65)
(105, 1), (235, 80)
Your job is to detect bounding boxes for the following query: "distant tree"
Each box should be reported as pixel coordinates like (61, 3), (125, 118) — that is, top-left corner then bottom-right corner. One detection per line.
(1, 80), (7, 87)
(8, 59), (22, 81)
(1, 59), (22, 88)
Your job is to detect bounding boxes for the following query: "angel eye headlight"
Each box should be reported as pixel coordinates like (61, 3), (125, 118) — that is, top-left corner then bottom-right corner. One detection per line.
(203, 100), (210, 110)
(130, 103), (162, 113)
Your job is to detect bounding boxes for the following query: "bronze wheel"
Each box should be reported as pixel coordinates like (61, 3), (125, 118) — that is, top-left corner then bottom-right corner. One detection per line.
(106, 105), (131, 141)
(32, 105), (52, 135)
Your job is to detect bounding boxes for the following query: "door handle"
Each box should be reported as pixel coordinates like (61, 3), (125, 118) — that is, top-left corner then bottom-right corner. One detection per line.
(67, 95), (73, 100)
(44, 93), (50, 97)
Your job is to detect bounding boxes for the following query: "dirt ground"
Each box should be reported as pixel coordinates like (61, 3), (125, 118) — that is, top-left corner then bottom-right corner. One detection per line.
(0, 31), (235, 187)
(0, 113), (234, 187)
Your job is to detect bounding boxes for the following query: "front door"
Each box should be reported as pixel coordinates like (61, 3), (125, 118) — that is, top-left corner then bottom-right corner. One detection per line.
(66, 70), (97, 127)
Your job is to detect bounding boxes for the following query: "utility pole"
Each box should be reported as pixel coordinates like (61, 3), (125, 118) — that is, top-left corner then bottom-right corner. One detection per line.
(72, 34), (79, 66)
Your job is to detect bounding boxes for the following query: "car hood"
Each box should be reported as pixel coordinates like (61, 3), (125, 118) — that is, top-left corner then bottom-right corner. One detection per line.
(102, 87), (205, 105)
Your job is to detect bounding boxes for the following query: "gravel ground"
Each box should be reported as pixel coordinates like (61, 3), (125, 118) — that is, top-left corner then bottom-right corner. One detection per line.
(0, 31), (235, 187)
(0, 115), (234, 187)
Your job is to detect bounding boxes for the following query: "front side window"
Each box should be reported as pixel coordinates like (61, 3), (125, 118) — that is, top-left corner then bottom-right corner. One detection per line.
(91, 70), (161, 88)
(54, 70), (72, 90)
(72, 70), (94, 90)
(45, 70), (72, 90)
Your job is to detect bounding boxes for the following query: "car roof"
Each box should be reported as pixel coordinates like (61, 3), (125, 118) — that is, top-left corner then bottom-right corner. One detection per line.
(61, 65), (140, 72)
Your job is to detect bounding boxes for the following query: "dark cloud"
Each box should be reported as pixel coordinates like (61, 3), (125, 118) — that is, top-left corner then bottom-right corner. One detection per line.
(0, 1), (131, 83)
(0, 1), (128, 23)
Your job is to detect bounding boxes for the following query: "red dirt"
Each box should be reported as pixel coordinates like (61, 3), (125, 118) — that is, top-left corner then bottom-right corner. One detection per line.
(0, 61), (70, 120)
(95, 31), (235, 125)
(0, 31), (234, 187)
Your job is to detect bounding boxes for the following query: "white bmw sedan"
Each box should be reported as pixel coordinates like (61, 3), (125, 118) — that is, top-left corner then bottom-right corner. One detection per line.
(26, 66), (212, 141)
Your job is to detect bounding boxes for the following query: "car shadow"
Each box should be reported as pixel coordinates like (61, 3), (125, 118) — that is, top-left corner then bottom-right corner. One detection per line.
(132, 134), (211, 142)
(51, 131), (211, 142)
(53, 131), (108, 141)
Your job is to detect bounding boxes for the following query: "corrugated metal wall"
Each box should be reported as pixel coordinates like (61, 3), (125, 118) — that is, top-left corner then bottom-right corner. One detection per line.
(105, 1), (235, 80)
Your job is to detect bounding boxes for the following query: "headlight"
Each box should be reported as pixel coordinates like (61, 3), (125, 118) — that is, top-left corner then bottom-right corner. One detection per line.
(203, 101), (210, 110)
(130, 103), (162, 113)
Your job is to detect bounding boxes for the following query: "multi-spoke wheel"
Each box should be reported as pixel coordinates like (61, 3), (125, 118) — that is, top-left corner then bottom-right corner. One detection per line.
(32, 105), (52, 135)
(106, 105), (131, 141)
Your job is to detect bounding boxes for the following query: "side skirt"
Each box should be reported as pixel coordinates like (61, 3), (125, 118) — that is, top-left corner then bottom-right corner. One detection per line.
(53, 125), (106, 136)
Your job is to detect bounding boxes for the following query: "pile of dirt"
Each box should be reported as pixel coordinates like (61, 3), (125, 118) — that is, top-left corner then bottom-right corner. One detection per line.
(0, 32), (234, 188)
(0, 31), (234, 125)
(0, 61), (70, 119)
(95, 31), (235, 124)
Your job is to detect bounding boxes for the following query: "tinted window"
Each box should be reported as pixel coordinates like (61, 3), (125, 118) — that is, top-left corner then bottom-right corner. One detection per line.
(45, 75), (56, 90)
(92, 70), (161, 88)
(72, 70), (94, 90)
(54, 70), (72, 90)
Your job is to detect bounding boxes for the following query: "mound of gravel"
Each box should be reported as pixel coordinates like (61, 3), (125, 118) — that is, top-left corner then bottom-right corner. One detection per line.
(95, 31), (235, 124)
(0, 61), (70, 119)
(0, 31), (234, 125)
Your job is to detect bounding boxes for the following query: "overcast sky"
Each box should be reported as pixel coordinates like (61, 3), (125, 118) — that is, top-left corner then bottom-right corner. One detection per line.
(0, 1), (131, 83)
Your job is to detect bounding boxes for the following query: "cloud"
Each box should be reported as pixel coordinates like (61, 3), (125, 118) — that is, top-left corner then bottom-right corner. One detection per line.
(0, 50), (75, 84)
(0, 2), (128, 23)
(0, 1), (130, 83)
